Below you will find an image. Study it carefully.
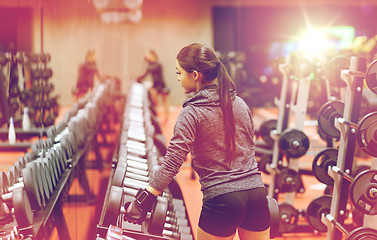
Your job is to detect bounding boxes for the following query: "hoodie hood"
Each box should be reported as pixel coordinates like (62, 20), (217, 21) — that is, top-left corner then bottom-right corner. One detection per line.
(183, 84), (237, 108)
(183, 85), (220, 108)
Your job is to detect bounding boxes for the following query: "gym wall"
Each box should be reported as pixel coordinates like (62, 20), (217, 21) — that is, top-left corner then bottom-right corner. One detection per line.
(1, 0), (377, 106)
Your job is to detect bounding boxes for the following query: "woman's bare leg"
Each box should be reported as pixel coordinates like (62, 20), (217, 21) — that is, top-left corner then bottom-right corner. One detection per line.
(197, 227), (235, 240)
(238, 227), (270, 240)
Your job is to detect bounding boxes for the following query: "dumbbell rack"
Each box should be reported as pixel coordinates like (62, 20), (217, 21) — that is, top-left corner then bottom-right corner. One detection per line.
(0, 80), (115, 239)
(97, 82), (194, 240)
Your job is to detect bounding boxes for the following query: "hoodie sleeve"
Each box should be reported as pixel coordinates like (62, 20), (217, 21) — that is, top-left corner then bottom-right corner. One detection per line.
(149, 106), (197, 193)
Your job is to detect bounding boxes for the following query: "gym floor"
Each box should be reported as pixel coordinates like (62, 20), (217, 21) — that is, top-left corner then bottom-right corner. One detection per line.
(1, 104), (373, 240)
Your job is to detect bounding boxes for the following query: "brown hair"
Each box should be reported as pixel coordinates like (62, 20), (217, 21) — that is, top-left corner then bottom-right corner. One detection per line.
(177, 43), (236, 164)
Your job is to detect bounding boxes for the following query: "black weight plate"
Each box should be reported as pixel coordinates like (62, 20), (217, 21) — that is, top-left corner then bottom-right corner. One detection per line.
(346, 227), (377, 240)
(312, 148), (338, 185)
(148, 197), (168, 236)
(103, 186), (122, 226)
(317, 125), (332, 142)
(365, 59), (377, 95)
(12, 187), (33, 229)
(276, 168), (301, 193)
(113, 163), (126, 187)
(349, 169), (377, 215)
(306, 195), (332, 232)
(318, 100), (345, 139)
(351, 164), (372, 225)
(352, 165), (371, 178)
(325, 56), (349, 87)
(268, 197), (280, 239)
(259, 119), (277, 147)
(278, 203), (299, 233)
(22, 167), (42, 211)
(278, 129), (309, 158)
(356, 112), (377, 157)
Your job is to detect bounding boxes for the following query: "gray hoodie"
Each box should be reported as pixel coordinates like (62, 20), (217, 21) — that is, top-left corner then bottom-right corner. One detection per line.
(149, 85), (264, 202)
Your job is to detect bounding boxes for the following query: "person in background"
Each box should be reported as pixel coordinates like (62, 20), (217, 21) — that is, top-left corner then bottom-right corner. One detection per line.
(72, 50), (101, 99)
(125, 43), (271, 240)
(137, 49), (170, 124)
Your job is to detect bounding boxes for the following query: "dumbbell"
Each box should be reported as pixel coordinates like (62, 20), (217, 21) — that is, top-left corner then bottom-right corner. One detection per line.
(0, 186), (33, 229)
(3, 168), (16, 188)
(102, 185), (167, 232)
(312, 149), (377, 215)
(34, 156), (55, 196)
(26, 160), (51, 208)
(122, 187), (188, 223)
(268, 197), (280, 239)
(277, 129), (310, 159)
(307, 195), (377, 240)
(13, 156), (53, 197)
(50, 142), (69, 172)
(258, 119), (309, 159)
(1, 168), (42, 211)
(275, 167), (304, 194)
(44, 149), (63, 180)
(39, 154), (59, 190)
(0, 168), (37, 227)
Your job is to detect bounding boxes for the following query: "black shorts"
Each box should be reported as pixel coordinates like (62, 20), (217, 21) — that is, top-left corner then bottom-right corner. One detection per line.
(198, 187), (270, 237)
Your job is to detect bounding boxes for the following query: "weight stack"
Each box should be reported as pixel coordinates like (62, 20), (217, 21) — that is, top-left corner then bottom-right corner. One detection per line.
(97, 82), (194, 240)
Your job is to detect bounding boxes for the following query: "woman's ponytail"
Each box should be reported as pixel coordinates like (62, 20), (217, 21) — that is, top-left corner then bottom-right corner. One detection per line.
(217, 62), (236, 165)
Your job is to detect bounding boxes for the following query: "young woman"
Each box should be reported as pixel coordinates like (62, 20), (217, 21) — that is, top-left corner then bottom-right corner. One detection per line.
(137, 50), (170, 123)
(126, 43), (270, 240)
